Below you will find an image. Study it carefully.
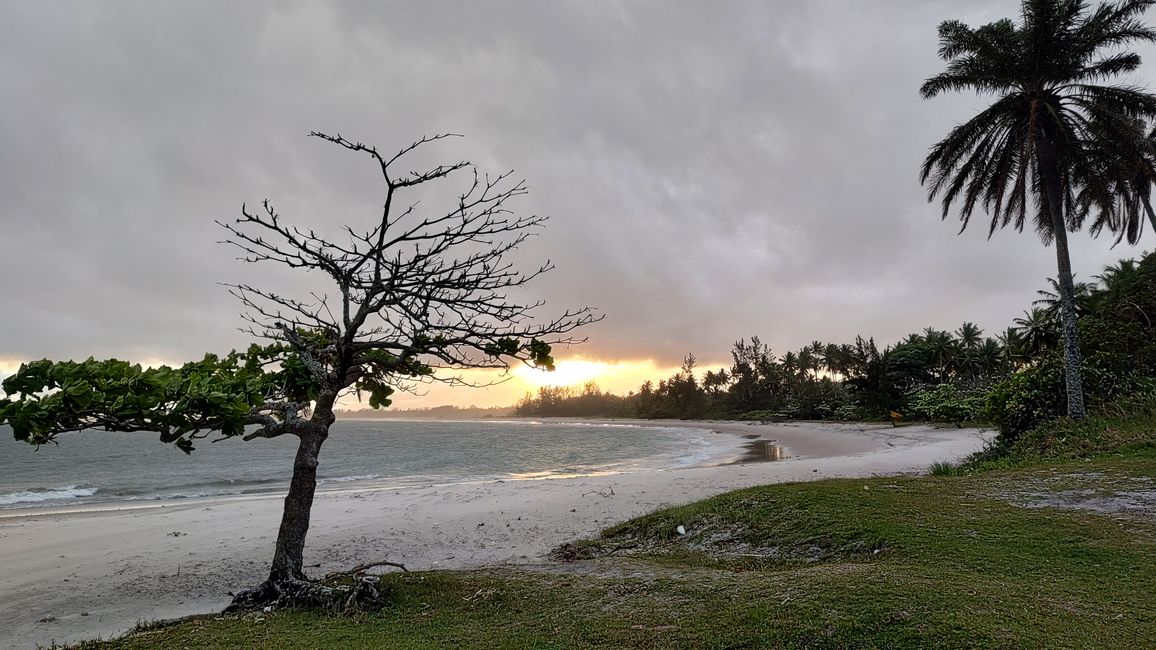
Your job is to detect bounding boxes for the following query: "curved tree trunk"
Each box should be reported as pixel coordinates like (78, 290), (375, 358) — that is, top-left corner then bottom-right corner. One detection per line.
(268, 427), (327, 582)
(1038, 141), (1087, 420)
(228, 393), (338, 609)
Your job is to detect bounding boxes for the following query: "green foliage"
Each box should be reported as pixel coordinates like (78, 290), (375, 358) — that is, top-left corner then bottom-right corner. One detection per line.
(0, 348), (288, 451)
(908, 384), (986, 424)
(982, 359), (1066, 440)
(831, 402), (862, 421)
(927, 461), (957, 476)
(984, 252), (1156, 441)
(969, 391), (1156, 469)
(738, 409), (778, 422)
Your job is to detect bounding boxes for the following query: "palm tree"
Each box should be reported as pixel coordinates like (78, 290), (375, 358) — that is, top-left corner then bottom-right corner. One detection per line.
(1081, 120), (1156, 243)
(996, 326), (1030, 369)
(956, 322), (984, 350)
(919, 0), (1156, 419)
(1033, 275), (1099, 318)
(922, 327), (958, 380)
(1013, 307), (1061, 359)
(1094, 257), (1141, 290)
(976, 338), (1006, 377)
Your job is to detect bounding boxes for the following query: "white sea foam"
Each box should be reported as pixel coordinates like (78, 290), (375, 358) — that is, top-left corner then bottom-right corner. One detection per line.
(0, 485), (97, 506)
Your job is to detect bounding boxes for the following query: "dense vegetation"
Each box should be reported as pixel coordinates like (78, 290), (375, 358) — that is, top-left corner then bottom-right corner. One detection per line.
(516, 252), (1156, 440)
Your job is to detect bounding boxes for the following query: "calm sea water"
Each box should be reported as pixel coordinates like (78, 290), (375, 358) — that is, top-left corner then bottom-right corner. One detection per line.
(0, 420), (737, 509)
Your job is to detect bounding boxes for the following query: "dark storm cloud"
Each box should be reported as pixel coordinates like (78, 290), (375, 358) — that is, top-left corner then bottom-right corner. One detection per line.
(0, 0), (1151, 372)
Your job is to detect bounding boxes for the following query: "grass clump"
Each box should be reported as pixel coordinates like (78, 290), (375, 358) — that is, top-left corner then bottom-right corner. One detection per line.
(927, 460), (957, 476)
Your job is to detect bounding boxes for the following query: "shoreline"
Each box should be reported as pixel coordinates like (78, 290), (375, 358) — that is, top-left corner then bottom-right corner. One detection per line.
(0, 421), (990, 649)
(0, 419), (735, 516)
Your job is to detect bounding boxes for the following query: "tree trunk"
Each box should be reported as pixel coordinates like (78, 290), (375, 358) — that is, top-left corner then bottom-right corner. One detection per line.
(227, 393), (338, 610)
(268, 428), (327, 582)
(1038, 140), (1087, 420)
(1144, 198), (1156, 238)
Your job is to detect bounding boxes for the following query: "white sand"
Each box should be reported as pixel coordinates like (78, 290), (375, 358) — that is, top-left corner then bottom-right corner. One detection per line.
(0, 421), (989, 649)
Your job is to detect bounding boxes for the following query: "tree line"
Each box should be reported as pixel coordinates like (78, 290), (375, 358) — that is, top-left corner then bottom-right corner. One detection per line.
(516, 252), (1156, 432)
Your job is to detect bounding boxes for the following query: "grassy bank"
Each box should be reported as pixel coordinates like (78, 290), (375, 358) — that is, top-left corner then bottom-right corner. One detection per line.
(77, 407), (1156, 649)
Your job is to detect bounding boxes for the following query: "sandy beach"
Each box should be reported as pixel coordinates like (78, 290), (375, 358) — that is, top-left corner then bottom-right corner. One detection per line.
(0, 421), (989, 649)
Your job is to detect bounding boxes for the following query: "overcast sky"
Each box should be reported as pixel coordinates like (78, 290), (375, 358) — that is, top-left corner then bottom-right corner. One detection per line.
(2, 1), (1153, 405)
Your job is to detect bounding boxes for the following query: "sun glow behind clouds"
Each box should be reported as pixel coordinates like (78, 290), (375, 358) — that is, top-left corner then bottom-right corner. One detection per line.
(513, 358), (619, 389)
(386, 356), (720, 409)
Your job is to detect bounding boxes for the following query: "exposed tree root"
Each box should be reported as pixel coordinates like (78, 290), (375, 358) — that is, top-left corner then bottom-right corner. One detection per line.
(225, 573), (393, 614)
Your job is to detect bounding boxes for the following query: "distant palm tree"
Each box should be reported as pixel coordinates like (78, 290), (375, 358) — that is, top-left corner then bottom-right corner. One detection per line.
(956, 322), (984, 350)
(920, 0), (1156, 418)
(780, 351), (798, 377)
(1013, 307), (1061, 360)
(996, 327), (1030, 369)
(822, 342), (843, 378)
(1033, 276), (1099, 319)
(922, 328), (957, 381)
(1094, 257), (1141, 290)
(976, 338), (1005, 376)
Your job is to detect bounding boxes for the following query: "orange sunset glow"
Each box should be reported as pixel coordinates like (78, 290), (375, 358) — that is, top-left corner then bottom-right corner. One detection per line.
(382, 356), (723, 410)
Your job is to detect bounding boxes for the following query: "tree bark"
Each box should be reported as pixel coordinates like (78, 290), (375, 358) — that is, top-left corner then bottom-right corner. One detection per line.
(268, 427), (327, 582)
(1038, 139), (1087, 420)
(228, 393), (337, 610)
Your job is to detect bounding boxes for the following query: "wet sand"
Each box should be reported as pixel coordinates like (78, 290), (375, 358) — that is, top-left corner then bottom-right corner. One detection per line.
(0, 421), (989, 649)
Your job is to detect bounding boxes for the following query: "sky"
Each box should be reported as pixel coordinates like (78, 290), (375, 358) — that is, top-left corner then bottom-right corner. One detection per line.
(1, 0), (1154, 408)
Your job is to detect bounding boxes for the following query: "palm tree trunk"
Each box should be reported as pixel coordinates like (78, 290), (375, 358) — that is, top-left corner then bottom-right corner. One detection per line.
(1144, 198), (1156, 238)
(1039, 141), (1087, 420)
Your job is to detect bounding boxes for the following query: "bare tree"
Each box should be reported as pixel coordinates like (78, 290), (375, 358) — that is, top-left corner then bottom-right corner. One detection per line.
(0, 132), (598, 610)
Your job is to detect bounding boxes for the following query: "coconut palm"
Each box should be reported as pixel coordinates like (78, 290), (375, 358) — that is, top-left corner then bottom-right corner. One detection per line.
(1033, 275), (1099, 319)
(956, 322), (984, 350)
(1081, 120), (1156, 243)
(1013, 307), (1061, 359)
(919, 0), (1156, 418)
(922, 327), (958, 380)
(976, 338), (1006, 376)
(1094, 257), (1142, 289)
(997, 326), (1031, 369)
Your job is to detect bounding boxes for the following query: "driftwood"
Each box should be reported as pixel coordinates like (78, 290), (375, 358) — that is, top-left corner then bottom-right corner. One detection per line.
(325, 559), (409, 578)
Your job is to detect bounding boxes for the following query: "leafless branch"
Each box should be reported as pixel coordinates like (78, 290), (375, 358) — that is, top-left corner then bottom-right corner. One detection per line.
(220, 132), (602, 406)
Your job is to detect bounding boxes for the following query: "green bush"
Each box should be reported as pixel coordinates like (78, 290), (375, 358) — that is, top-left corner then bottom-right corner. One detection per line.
(982, 359), (1066, 441)
(984, 354), (1156, 443)
(831, 402), (862, 421)
(738, 409), (778, 422)
(966, 390), (1156, 468)
(908, 384), (986, 424)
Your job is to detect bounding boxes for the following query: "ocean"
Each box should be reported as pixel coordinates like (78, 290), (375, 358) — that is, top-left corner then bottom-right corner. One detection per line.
(0, 419), (739, 510)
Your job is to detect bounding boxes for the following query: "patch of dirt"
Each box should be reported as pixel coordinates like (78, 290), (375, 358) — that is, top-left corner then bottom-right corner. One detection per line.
(986, 471), (1156, 521)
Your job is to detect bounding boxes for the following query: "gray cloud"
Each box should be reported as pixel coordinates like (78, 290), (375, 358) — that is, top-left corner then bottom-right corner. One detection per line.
(1, 0), (1152, 376)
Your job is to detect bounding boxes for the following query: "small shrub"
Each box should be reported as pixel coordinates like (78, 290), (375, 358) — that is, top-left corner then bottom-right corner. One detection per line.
(738, 410), (778, 422)
(908, 384), (986, 424)
(832, 402), (862, 421)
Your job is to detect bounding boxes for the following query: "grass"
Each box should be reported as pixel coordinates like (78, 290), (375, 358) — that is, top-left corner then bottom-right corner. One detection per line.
(927, 460), (957, 476)
(77, 418), (1156, 649)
